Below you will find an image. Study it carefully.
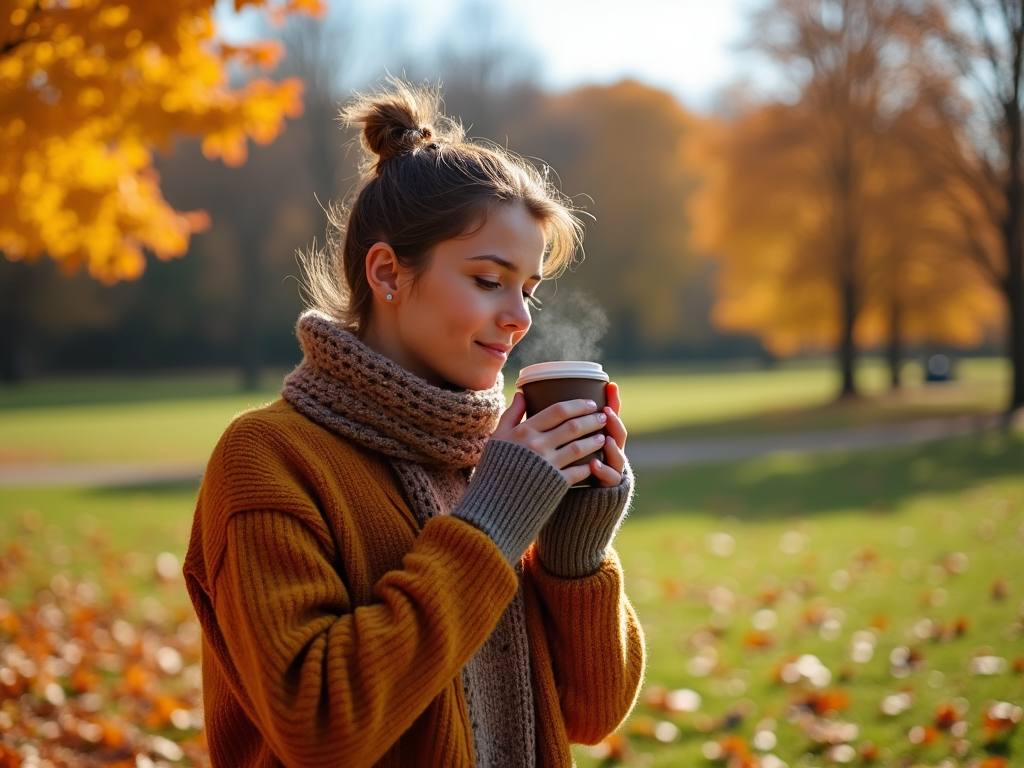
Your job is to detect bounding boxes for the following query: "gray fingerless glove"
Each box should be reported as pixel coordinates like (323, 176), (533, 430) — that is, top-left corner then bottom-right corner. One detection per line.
(450, 439), (569, 565)
(536, 458), (634, 578)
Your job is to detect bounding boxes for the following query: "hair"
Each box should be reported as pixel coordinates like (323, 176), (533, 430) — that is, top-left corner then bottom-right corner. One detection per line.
(301, 77), (584, 333)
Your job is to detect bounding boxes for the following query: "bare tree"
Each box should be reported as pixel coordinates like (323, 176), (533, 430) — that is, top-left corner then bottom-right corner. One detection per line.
(278, 8), (359, 216)
(431, 0), (543, 141)
(932, 1), (1024, 414)
(207, 7), (359, 390)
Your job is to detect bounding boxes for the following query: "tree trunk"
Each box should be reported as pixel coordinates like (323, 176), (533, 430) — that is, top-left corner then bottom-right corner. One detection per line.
(838, 273), (858, 398)
(833, 107), (859, 401)
(1002, 21), (1024, 414)
(836, 195), (859, 399)
(1008, 261), (1024, 412)
(1002, 160), (1024, 413)
(239, 246), (261, 392)
(0, 260), (34, 383)
(888, 293), (902, 390)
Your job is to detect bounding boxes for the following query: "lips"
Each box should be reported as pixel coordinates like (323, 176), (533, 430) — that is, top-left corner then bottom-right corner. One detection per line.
(476, 341), (512, 359)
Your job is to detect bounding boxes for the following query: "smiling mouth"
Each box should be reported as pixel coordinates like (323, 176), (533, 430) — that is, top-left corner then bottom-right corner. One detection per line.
(476, 342), (511, 359)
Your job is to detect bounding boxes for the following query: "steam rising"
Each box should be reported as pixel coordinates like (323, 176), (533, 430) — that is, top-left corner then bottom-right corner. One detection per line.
(512, 289), (610, 366)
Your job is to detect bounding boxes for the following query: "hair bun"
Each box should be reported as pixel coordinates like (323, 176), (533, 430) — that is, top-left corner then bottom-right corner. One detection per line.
(341, 78), (450, 172)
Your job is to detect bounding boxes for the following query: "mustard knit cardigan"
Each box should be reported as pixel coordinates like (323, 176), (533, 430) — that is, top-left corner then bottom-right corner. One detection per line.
(184, 399), (645, 767)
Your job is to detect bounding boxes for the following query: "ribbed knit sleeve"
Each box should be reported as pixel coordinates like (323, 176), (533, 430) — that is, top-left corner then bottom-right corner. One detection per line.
(450, 438), (569, 565)
(536, 458), (634, 578)
(523, 546), (645, 747)
(212, 510), (516, 767)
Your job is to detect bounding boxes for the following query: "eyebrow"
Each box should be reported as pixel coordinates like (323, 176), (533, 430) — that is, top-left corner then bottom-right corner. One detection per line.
(467, 254), (542, 282)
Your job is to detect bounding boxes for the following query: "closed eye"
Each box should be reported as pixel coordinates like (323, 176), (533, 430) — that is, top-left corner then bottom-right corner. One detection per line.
(475, 277), (542, 311)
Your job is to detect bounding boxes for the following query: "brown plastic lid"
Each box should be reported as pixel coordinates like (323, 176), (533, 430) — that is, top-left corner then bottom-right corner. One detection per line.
(515, 361), (608, 388)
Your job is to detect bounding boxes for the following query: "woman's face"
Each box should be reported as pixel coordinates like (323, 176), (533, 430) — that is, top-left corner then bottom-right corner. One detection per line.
(390, 204), (545, 391)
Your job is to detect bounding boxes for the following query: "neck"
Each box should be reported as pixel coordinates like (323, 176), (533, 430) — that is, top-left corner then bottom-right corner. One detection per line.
(360, 317), (445, 388)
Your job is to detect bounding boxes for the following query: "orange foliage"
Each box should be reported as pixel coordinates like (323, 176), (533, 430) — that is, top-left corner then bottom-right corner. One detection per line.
(741, 629), (774, 650)
(854, 107), (1002, 349)
(508, 81), (700, 343)
(794, 688), (851, 717)
(0, 0), (322, 283)
(688, 101), (999, 356)
(933, 701), (961, 731)
(689, 103), (844, 356)
(687, 0), (999, 358)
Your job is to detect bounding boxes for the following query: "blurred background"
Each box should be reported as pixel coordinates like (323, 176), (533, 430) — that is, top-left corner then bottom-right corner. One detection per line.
(0, 0), (1010, 394)
(2, 2), (1023, 767)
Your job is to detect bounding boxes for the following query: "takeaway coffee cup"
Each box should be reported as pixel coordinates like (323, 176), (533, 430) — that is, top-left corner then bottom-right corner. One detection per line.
(516, 361), (610, 488)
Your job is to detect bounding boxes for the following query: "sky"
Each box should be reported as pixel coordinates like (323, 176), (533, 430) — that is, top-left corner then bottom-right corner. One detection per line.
(221, 0), (760, 112)
(377, 0), (756, 110)
(511, 0), (753, 107)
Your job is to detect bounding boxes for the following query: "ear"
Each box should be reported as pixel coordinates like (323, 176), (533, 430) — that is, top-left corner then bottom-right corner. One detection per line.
(365, 242), (400, 301)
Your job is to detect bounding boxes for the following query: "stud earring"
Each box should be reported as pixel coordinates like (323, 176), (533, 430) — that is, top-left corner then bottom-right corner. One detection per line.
(386, 293), (393, 301)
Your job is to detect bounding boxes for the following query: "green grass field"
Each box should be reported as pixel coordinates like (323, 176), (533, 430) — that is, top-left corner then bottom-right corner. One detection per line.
(0, 361), (1019, 766)
(0, 357), (1008, 464)
(582, 430), (1024, 767)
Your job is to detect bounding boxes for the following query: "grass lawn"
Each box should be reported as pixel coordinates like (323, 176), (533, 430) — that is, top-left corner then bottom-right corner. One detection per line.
(1, 424), (1021, 766)
(618, 357), (1007, 440)
(0, 357), (1008, 465)
(579, 429), (1024, 767)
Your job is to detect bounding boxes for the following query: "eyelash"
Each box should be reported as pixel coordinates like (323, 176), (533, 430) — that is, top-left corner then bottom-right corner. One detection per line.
(475, 278), (543, 310)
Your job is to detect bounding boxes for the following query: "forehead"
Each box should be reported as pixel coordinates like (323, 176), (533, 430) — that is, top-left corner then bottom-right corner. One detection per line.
(454, 204), (545, 274)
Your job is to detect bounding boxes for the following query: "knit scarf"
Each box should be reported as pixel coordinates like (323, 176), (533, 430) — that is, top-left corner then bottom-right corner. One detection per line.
(281, 310), (536, 768)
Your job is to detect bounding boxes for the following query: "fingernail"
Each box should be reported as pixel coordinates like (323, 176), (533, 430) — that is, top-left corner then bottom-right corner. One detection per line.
(595, 433), (605, 443)
(594, 460), (603, 469)
(597, 413), (607, 423)
(585, 400), (597, 409)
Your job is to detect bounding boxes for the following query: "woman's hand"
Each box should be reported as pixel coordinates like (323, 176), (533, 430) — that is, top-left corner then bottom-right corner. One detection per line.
(592, 381), (628, 488)
(491, 382), (628, 488)
(491, 393), (609, 486)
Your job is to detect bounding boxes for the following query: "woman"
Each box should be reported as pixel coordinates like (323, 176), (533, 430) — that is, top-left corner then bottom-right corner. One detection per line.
(184, 79), (644, 768)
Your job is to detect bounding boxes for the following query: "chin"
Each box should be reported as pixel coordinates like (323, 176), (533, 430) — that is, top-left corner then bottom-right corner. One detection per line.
(450, 367), (500, 392)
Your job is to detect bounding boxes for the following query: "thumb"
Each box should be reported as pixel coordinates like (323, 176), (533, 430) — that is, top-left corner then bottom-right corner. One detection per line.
(495, 391), (527, 433)
(606, 381), (621, 415)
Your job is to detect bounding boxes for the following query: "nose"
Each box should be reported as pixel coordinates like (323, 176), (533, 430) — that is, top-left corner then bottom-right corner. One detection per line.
(499, 294), (532, 333)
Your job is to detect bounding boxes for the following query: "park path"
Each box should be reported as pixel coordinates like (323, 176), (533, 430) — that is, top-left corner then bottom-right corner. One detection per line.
(625, 411), (1008, 469)
(0, 412), (1011, 489)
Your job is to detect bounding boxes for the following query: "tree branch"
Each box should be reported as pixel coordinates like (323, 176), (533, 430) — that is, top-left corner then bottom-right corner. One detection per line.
(955, 201), (1005, 285)
(1, 2), (42, 58)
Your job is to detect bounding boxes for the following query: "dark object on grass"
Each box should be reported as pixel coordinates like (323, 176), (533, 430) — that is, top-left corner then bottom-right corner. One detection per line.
(925, 354), (954, 383)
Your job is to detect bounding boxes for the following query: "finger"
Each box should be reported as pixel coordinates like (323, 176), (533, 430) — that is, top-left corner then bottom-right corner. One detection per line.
(604, 407), (627, 450)
(590, 457), (622, 488)
(550, 432), (606, 470)
(527, 398), (599, 432)
(545, 410), (608, 450)
(561, 463), (592, 487)
(602, 436), (625, 474)
(606, 381), (621, 416)
(494, 392), (527, 434)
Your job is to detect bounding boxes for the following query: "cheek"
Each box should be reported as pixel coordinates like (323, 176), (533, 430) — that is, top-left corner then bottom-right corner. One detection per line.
(409, 279), (485, 339)
(439, 287), (492, 333)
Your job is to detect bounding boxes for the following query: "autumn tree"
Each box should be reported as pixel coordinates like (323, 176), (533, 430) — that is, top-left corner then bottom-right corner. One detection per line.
(690, 97), (999, 391)
(855, 106), (1001, 387)
(507, 81), (703, 360)
(691, 0), (977, 397)
(0, 0), (321, 284)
